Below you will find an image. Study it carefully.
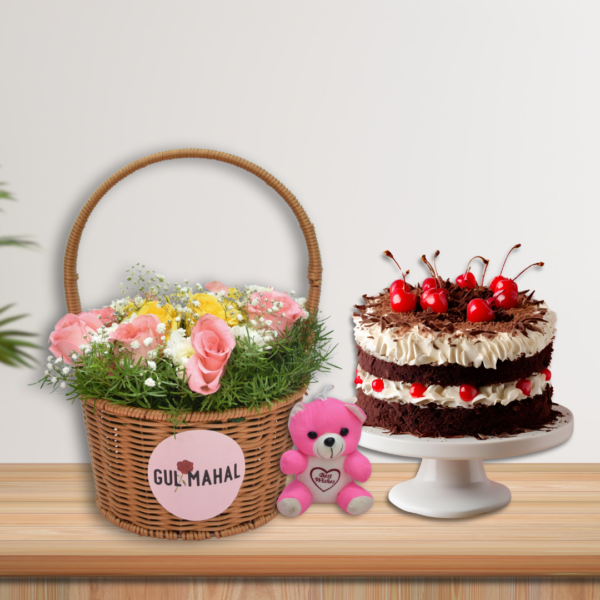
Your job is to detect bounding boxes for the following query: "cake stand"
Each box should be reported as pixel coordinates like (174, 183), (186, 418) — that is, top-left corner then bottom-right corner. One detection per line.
(359, 404), (574, 519)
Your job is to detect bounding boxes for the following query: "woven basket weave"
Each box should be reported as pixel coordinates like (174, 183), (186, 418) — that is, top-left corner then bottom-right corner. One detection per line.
(64, 149), (322, 539)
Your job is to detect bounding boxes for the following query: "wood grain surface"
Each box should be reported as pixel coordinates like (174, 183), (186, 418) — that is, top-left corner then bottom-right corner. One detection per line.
(1, 577), (599, 600)
(0, 464), (599, 578)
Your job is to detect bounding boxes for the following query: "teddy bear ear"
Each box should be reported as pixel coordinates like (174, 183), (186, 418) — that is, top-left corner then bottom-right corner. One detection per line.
(288, 401), (307, 424)
(345, 403), (367, 424)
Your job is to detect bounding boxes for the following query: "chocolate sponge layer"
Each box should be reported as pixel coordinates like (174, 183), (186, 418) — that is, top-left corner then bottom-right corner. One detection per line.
(356, 386), (557, 438)
(358, 343), (553, 387)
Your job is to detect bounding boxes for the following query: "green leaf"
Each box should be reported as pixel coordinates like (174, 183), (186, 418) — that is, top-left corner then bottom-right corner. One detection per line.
(0, 313), (31, 328)
(0, 305), (39, 368)
(0, 236), (38, 249)
(0, 182), (15, 209)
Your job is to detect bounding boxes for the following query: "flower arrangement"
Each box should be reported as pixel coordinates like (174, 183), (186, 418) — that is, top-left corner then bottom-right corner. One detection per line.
(37, 266), (335, 416)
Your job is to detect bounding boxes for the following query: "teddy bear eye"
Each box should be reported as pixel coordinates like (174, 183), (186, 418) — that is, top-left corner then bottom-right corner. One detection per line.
(340, 428), (349, 437)
(307, 431), (318, 439)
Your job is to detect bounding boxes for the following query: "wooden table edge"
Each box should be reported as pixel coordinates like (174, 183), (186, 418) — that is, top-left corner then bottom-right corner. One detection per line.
(1, 555), (599, 578)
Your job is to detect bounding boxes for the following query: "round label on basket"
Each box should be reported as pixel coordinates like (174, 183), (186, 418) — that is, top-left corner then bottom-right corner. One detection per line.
(147, 430), (245, 521)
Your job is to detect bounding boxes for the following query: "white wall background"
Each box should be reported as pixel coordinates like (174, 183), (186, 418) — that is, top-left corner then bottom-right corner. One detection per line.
(0, 0), (598, 463)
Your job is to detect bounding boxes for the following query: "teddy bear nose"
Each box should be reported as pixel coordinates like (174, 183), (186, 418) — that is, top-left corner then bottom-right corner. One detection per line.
(324, 437), (335, 447)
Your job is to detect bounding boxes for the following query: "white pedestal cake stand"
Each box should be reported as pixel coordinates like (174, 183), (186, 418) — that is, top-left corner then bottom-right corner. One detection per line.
(359, 404), (574, 519)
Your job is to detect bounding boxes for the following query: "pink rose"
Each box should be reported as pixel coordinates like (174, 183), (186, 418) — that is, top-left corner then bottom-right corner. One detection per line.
(49, 314), (97, 364)
(247, 290), (305, 333)
(78, 307), (116, 330)
(205, 281), (229, 294)
(108, 314), (161, 364)
(186, 314), (235, 395)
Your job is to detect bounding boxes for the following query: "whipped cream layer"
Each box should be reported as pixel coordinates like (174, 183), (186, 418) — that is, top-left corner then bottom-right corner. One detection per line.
(356, 366), (550, 409)
(353, 305), (556, 369)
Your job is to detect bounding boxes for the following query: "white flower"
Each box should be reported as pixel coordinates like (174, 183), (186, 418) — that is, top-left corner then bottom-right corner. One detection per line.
(156, 323), (166, 334)
(290, 290), (296, 295)
(47, 355), (53, 362)
(147, 360), (157, 371)
(251, 298), (259, 307)
(62, 366), (71, 375)
(60, 382), (66, 389)
(174, 316), (181, 322)
(237, 313), (243, 322)
(166, 330), (195, 369)
(231, 325), (274, 346)
(147, 349), (158, 360)
(44, 370), (50, 376)
(144, 378), (156, 387)
(134, 296), (144, 308)
(55, 357), (63, 364)
(46, 362), (53, 370)
(50, 376), (57, 384)
(143, 337), (153, 347)
(296, 297), (307, 310)
(130, 341), (140, 349)
(265, 320), (272, 326)
(231, 325), (266, 346)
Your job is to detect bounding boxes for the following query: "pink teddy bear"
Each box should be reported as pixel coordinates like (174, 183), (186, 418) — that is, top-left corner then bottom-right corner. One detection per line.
(277, 389), (373, 517)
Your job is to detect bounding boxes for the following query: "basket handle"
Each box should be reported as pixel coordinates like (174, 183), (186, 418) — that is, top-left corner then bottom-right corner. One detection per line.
(63, 149), (322, 315)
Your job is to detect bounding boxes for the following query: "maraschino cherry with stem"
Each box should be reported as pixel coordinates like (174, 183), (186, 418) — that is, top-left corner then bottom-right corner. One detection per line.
(467, 298), (495, 322)
(490, 244), (521, 291)
(457, 256), (489, 289)
(492, 262), (544, 309)
(422, 277), (437, 292)
(384, 250), (417, 313)
(420, 252), (448, 314)
(456, 271), (477, 289)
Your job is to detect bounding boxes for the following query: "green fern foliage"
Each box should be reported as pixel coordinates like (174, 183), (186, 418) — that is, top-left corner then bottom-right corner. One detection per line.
(0, 178), (39, 367)
(0, 305), (37, 367)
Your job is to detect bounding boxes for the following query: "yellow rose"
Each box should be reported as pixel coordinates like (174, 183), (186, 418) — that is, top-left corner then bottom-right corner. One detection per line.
(225, 288), (245, 326)
(188, 292), (245, 331)
(128, 301), (179, 336)
(188, 293), (227, 331)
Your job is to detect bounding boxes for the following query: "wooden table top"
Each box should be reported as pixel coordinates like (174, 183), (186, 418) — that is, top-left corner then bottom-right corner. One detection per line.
(1, 463), (599, 578)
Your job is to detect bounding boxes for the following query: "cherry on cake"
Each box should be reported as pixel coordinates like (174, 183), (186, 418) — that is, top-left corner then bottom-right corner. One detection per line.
(353, 247), (560, 438)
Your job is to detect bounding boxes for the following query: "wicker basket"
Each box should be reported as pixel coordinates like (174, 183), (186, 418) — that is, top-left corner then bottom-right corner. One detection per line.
(63, 149), (322, 539)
